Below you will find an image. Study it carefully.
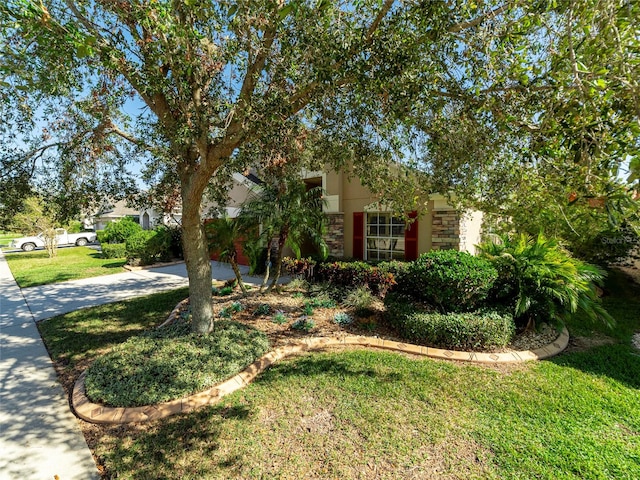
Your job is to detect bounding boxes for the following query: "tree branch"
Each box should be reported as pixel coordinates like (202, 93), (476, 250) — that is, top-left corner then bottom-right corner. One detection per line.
(448, 2), (516, 33)
(285, 0), (394, 118)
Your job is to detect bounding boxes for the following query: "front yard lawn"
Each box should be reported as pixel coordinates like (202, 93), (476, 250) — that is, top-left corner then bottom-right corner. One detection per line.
(38, 270), (640, 479)
(5, 246), (127, 288)
(0, 231), (18, 247)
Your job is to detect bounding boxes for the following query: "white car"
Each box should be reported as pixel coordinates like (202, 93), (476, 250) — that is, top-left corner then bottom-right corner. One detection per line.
(10, 228), (97, 252)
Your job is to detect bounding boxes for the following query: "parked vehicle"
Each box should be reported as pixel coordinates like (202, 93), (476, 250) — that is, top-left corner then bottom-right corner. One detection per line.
(9, 228), (97, 252)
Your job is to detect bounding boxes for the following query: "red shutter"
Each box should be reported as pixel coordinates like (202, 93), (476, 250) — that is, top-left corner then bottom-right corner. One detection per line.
(404, 211), (418, 261)
(353, 212), (364, 260)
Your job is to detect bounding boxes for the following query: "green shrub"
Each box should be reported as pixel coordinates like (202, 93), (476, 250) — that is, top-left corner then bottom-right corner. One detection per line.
(148, 226), (173, 262)
(125, 230), (156, 265)
(218, 286), (234, 296)
(376, 260), (410, 280)
(384, 293), (514, 350)
(301, 303), (315, 316)
(282, 256), (318, 279)
(83, 321), (269, 407)
(253, 303), (271, 316)
(315, 261), (396, 296)
(100, 217), (143, 244)
(478, 233), (613, 329)
(101, 243), (126, 259)
(577, 227), (639, 265)
(165, 225), (183, 259)
(398, 250), (497, 312)
(306, 294), (337, 308)
(123, 227), (171, 265)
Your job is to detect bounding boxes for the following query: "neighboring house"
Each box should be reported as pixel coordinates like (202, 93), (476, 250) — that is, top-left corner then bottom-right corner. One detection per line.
(92, 200), (140, 231)
(139, 173), (263, 230)
(301, 167), (483, 261)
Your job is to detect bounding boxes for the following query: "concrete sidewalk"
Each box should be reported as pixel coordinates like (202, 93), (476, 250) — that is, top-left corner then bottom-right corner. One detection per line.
(0, 253), (99, 480)
(21, 260), (263, 321)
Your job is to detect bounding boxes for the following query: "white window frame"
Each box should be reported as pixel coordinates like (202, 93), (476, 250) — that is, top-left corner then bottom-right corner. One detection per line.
(365, 212), (405, 261)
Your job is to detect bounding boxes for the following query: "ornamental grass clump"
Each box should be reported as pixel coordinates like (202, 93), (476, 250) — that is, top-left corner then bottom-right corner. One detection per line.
(84, 321), (269, 407)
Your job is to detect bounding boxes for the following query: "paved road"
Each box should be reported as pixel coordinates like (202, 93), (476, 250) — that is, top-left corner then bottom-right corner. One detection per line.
(0, 254), (285, 479)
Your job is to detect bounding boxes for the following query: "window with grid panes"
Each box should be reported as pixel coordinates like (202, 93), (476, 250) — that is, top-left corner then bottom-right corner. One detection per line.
(365, 213), (405, 260)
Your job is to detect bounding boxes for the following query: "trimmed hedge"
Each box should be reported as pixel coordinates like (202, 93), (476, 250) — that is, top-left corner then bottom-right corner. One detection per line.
(385, 293), (514, 351)
(101, 243), (126, 259)
(397, 250), (497, 312)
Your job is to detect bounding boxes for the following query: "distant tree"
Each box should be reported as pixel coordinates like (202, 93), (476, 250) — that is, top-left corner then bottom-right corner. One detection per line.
(11, 196), (58, 257)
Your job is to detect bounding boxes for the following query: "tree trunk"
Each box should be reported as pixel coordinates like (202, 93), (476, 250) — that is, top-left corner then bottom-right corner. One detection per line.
(266, 228), (288, 293)
(181, 192), (214, 334)
(230, 256), (248, 295)
(260, 237), (272, 293)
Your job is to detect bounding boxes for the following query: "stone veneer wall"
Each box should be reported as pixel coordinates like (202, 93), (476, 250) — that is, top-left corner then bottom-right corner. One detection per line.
(325, 213), (344, 257)
(431, 209), (460, 250)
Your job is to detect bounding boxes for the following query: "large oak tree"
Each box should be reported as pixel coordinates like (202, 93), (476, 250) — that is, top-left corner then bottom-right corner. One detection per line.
(1, 0), (638, 332)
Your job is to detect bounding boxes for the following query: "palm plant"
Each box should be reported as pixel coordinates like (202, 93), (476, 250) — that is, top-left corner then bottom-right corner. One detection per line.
(477, 233), (613, 330)
(205, 214), (248, 295)
(239, 179), (328, 293)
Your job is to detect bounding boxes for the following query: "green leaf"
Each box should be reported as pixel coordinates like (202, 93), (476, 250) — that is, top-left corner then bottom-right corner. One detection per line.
(594, 79), (607, 89)
(279, 3), (295, 20)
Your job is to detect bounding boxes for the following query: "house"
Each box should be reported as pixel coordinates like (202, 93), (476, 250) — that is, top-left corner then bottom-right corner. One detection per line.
(139, 172), (263, 229)
(301, 167), (483, 261)
(92, 200), (140, 231)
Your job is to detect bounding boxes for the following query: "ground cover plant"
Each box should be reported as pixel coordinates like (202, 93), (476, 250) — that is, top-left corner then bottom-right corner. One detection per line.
(37, 269), (640, 479)
(5, 246), (126, 288)
(84, 321), (269, 407)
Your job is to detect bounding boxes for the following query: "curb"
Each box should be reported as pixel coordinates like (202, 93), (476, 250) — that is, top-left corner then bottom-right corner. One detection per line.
(123, 260), (185, 271)
(72, 327), (569, 425)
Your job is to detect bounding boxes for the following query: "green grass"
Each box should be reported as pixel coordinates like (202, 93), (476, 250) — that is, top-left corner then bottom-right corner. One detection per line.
(38, 288), (189, 367)
(0, 231), (18, 247)
(84, 320), (269, 407)
(93, 347), (640, 479)
(5, 246), (127, 287)
(37, 271), (640, 479)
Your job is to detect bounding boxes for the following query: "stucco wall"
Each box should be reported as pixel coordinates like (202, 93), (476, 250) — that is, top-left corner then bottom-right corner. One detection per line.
(330, 168), (433, 259)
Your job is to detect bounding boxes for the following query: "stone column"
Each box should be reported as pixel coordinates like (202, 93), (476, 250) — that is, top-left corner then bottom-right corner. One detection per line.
(431, 209), (460, 250)
(325, 213), (344, 257)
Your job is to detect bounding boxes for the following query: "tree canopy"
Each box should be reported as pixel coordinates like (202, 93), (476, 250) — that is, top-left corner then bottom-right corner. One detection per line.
(1, 0), (638, 332)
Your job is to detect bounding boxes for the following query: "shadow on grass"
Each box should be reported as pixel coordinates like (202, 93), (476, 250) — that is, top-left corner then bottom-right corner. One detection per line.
(253, 353), (405, 385)
(103, 404), (250, 479)
(550, 344), (640, 390)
